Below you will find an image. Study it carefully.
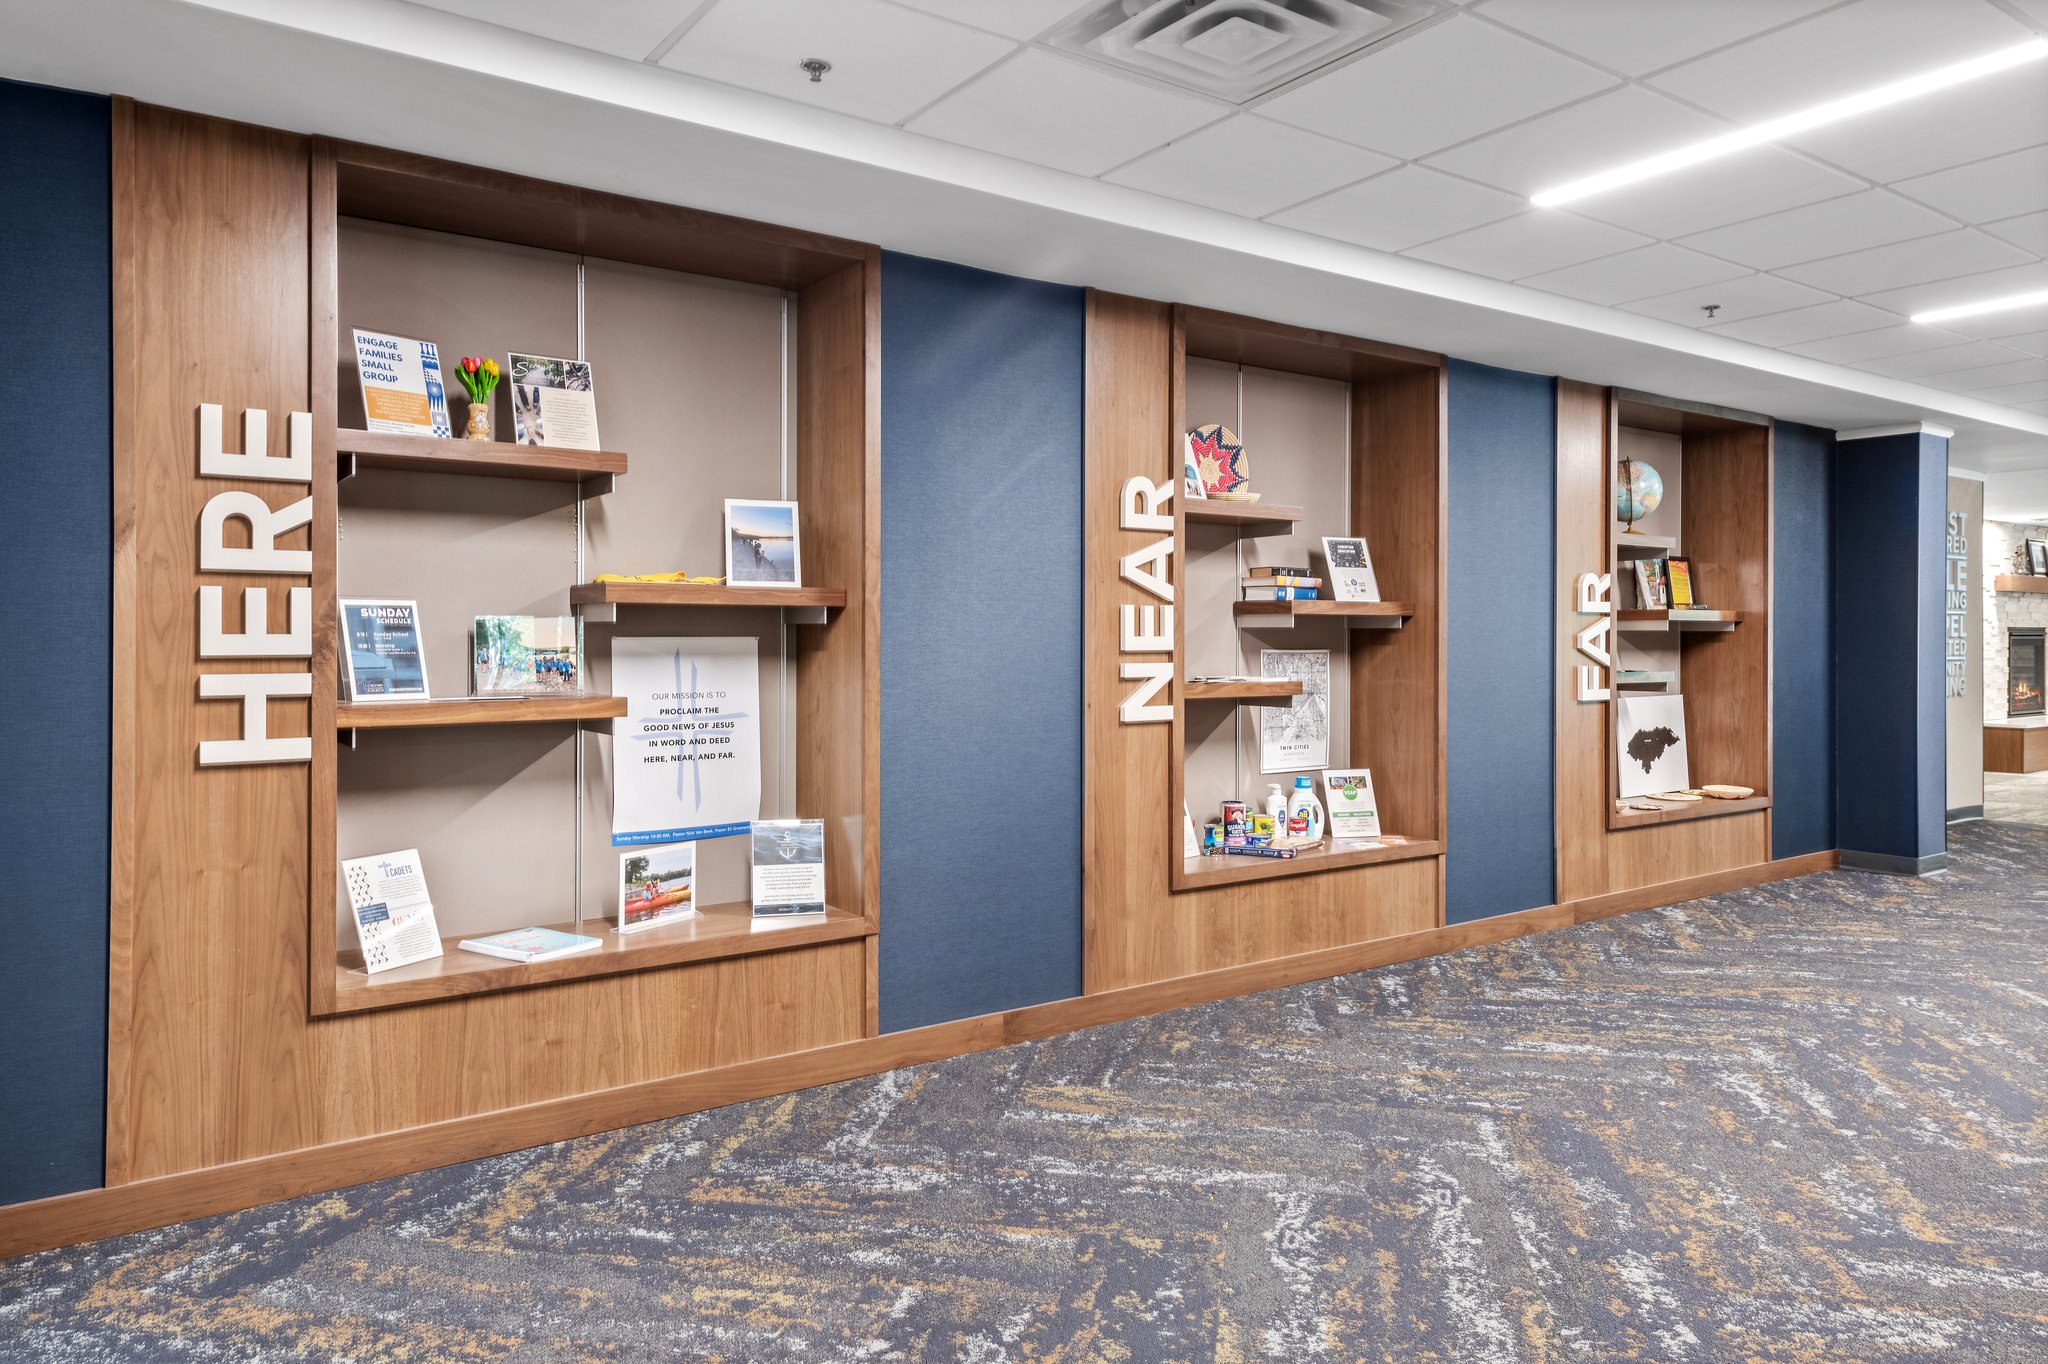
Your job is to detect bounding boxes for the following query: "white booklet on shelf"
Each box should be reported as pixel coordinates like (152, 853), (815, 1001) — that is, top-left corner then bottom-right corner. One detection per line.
(342, 848), (444, 974)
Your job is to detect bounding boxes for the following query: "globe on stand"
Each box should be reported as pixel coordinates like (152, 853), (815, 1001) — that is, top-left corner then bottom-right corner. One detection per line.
(1616, 458), (1664, 532)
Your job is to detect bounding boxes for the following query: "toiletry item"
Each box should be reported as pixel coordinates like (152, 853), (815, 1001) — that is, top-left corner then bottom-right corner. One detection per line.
(1264, 783), (1287, 824)
(1288, 776), (1325, 841)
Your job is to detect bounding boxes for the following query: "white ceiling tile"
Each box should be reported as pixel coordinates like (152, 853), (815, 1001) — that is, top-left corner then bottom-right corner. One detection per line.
(1985, 211), (2048, 256)
(884, 0), (1090, 41)
(1777, 230), (2035, 298)
(1784, 323), (1971, 363)
(661, 0), (1015, 124)
(1424, 85), (1729, 193)
(2010, 399), (2048, 414)
(1622, 273), (1836, 326)
(1567, 146), (1862, 240)
(903, 49), (1223, 175)
(400, 0), (690, 57)
(1943, 357), (2048, 390)
(1676, 190), (1959, 271)
(2005, 0), (2048, 27)
(1105, 116), (1395, 219)
(1894, 144), (2048, 224)
(1265, 165), (1523, 252)
(1993, 329), (2048, 356)
(1857, 261), (2048, 318)
(1646, 0), (2035, 123)
(1519, 243), (1750, 306)
(1856, 340), (2033, 379)
(1787, 68), (2048, 182)
(1402, 210), (1651, 279)
(1706, 299), (1901, 346)
(1257, 14), (1617, 159)
(1973, 379), (2048, 403)
(1474, 0), (1836, 76)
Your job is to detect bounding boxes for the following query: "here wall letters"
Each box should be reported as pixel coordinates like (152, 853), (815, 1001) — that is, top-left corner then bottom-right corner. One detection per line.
(194, 403), (316, 766)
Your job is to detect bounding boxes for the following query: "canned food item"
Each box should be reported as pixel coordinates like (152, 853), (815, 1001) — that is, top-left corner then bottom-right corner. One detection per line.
(1220, 800), (1247, 836)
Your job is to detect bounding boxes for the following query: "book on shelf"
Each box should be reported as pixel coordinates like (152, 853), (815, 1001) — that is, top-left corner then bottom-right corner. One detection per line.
(342, 847), (443, 974)
(1216, 843), (1300, 860)
(352, 328), (453, 438)
(1665, 555), (1699, 609)
(1245, 564), (1311, 578)
(752, 819), (826, 917)
(617, 843), (698, 935)
(1241, 584), (1321, 601)
(473, 615), (585, 697)
(508, 353), (601, 450)
(1239, 575), (1321, 589)
(1632, 558), (1669, 610)
(1321, 536), (1380, 602)
(458, 926), (604, 963)
(339, 599), (430, 702)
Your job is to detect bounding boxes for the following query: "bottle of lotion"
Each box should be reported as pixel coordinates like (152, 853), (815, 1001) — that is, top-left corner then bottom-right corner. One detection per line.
(1289, 776), (1325, 840)
(1265, 783), (1287, 825)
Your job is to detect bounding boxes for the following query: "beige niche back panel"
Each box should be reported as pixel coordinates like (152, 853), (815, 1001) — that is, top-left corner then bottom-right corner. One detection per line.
(578, 258), (795, 915)
(1615, 426), (1683, 679)
(1183, 359), (1353, 819)
(335, 219), (583, 940)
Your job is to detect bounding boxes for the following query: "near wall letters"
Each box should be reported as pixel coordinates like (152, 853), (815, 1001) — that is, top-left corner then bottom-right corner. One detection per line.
(1118, 475), (1174, 724)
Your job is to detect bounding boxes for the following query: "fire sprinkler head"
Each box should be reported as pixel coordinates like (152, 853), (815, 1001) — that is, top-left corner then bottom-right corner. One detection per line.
(1702, 304), (1721, 319)
(800, 57), (832, 83)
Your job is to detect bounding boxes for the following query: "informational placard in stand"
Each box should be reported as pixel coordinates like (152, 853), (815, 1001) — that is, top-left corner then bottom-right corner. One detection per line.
(612, 637), (761, 845)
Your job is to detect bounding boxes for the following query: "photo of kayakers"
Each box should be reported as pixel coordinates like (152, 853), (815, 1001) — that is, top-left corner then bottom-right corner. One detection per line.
(617, 842), (696, 934)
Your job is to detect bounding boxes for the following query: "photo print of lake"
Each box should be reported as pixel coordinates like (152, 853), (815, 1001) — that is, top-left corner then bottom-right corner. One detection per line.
(725, 499), (801, 586)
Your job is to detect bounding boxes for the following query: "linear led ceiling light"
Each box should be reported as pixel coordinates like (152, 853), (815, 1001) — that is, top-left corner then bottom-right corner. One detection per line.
(1912, 288), (2048, 325)
(1530, 38), (2048, 207)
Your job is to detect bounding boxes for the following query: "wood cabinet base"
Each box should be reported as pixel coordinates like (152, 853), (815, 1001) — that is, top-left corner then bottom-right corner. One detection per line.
(1985, 723), (2048, 773)
(0, 850), (1833, 1259)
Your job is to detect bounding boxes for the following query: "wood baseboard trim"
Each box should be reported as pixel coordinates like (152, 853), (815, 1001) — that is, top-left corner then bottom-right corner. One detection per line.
(0, 850), (1837, 1259)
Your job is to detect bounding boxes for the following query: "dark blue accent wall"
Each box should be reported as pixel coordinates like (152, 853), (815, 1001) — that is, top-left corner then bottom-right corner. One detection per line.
(0, 79), (111, 1203)
(1834, 431), (1948, 864)
(1444, 361), (1556, 923)
(1772, 421), (1836, 858)
(877, 253), (1085, 1032)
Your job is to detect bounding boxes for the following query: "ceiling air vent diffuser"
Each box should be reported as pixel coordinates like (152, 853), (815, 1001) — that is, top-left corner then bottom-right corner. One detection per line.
(1047, 0), (1446, 104)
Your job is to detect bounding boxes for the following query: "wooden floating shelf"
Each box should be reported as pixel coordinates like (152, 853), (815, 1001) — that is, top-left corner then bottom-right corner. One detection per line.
(1183, 679), (1303, 704)
(1234, 599), (1414, 627)
(1177, 837), (1441, 891)
(337, 695), (627, 731)
(1993, 575), (2048, 595)
(336, 428), (627, 486)
(333, 901), (873, 1013)
(1617, 608), (1742, 631)
(1184, 500), (1303, 527)
(1611, 794), (1771, 828)
(1613, 528), (1679, 552)
(571, 582), (848, 610)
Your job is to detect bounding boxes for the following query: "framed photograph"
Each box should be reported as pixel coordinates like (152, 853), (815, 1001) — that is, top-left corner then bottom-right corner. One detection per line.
(339, 598), (429, 702)
(472, 615), (583, 696)
(617, 843), (697, 935)
(1181, 432), (1207, 500)
(725, 499), (802, 588)
(1320, 536), (1380, 602)
(1616, 693), (1689, 799)
(2029, 539), (2048, 575)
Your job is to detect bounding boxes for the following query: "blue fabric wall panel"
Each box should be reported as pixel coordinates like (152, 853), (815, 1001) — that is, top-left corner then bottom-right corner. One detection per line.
(877, 254), (1084, 1032)
(1445, 361), (1556, 923)
(1833, 432), (1948, 862)
(1771, 422), (1836, 858)
(0, 79), (111, 1201)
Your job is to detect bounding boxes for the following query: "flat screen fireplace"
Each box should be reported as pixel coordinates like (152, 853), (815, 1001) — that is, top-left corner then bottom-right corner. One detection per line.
(2011, 627), (2045, 718)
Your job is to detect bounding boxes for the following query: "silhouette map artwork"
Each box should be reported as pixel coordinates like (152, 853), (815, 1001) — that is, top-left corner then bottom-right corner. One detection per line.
(1626, 726), (1681, 774)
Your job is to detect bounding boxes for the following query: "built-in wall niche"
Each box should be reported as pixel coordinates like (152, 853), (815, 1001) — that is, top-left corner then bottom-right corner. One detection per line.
(1168, 307), (1444, 891)
(315, 145), (877, 1016)
(1605, 392), (1772, 830)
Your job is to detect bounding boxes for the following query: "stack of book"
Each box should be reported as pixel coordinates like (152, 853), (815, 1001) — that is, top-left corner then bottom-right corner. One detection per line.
(1241, 565), (1321, 601)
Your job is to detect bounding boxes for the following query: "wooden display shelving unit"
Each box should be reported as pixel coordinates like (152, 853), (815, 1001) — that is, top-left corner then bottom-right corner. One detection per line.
(1166, 306), (1445, 898)
(337, 695), (627, 731)
(311, 141), (879, 1025)
(1598, 391), (1772, 837)
(333, 901), (874, 1013)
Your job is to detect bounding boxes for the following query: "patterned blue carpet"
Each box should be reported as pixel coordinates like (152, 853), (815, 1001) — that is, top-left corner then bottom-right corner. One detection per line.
(3, 816), (2045, 1362)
